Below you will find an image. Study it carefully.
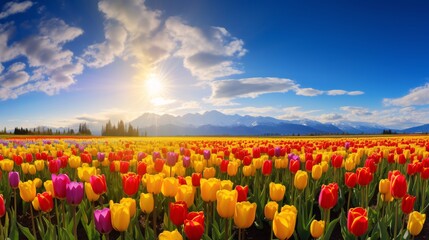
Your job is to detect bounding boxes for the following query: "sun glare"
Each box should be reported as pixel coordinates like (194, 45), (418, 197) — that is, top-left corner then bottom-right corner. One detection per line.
(146, 74), (163, 94)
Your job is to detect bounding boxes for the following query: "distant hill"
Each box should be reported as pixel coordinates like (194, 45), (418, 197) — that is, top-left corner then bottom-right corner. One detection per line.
(402, 124), (429, 134)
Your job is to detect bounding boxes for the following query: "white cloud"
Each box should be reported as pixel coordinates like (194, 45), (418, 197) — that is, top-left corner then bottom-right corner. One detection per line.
(210, 77), (298, 100)
(84, 0), (246, 81)
(0, 1), (33, 19)
(219, 106), (278, 116)
(319, 113), (344, 121)
(0, 18), (84, 100)
(327, 89), (364, 96)
(209, 77), (364, 101)
(383, 83), (429, 106)
(278, 106), (321, 120)
(340, 106), (372, 116)
(295, 88), (323, 96)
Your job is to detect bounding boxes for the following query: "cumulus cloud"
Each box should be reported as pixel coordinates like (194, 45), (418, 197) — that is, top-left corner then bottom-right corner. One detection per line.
(210, 77), (297, 100)
(340, 106), (372, 116)
(326, 89), (364, 96)
(295, 88), (323, 96)
(383, 83), (429, 106)
(319, 113), (344, 121)
(0, 1), (33, 19)
(0, 18), (84, 100)
(209, 77), (365, 101)
(84, 0), (245, 80)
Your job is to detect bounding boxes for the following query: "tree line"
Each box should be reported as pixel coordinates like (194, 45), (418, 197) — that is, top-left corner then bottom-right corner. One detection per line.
(6, 123), (92, 135)
(101, 120), (139, 136)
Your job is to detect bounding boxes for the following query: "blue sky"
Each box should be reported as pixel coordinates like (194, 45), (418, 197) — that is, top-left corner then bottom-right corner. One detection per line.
(0, 0), (428, 130)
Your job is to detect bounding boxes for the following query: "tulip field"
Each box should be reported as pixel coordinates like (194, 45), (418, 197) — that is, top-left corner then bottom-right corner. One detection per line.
(0, 136), (429, 240)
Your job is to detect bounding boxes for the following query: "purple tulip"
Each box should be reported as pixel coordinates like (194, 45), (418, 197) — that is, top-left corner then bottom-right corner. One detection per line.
(203, 149), (211, 160)
(8, 171), (20, 189)
(97, 152), (105, 162)
(182, 156), (191, 168)
(166, 152), (178, 167)
(152, 151), (161, 161)
(66, 181), (84, 205)
(94, 208), (112, 234)
(137, 152), (147, 162)
(274, 147), (281, 157)
(52, 174), (70, 199)
(345, 141), (350, 150)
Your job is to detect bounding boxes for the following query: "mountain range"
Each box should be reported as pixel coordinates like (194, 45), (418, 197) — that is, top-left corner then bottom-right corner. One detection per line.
(125, 110), (428, 136)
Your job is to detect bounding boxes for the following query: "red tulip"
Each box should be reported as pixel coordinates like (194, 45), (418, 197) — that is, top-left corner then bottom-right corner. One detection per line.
(252, 148), (261, 158)
(13, 155), (23, 165)
(48, 159), (61, 174)
(401, 194), (416, 214)
(0, 194), (5, 218)
(80, 153), (92, 164)
(119, 161), (130, 173)
(364, 158), (377, 173)
(220, 160), (229, 173)
(347, 207), (368, 236)
(137, 162), (147, 177)
(184, 211), (205, 240)
(178, 176), (187, 185)
(345, 172), (357, 189)
(289, 159), (300, 174)
(235, 185), (249, 202)
(305, 160), (313, 172)
(331, 155), (343, 168)
(122, 172), (140, 196)
(262, 160), (273, 176)
(356, 167), (373, 186)
(318, 183), (339, 209)
(192, 173), (202, 187)
(398, 154), (406, 164)
(90, 174), (107, 195)
(37, 192), (54, 213)
(154, 158), (165, 173)
(25, 153), (33, 163)
(407, 163), (417, 176)
(242, 155), (252, 166)
(421, 167), (429, 180)
(390, 171), (407, 198)
(169, 201), (188, 226)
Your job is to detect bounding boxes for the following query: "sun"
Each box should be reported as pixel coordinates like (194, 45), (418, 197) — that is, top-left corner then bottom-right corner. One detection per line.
(146, 74), (163, 94)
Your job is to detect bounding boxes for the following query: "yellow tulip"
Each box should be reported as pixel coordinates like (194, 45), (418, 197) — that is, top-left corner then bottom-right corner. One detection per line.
(311, 164), (322, 180)
(1, 159), (14, 171)
(28, 165), (37, 175)
(379, 179), (390, 195)
(234, 201), (257, 229)
(294, 170), (308, 190)
(69, 156), (81, 168)
(21, 163), (29, 174)
(273, 208), (297, 240)
(407, 211), (426, 236)
(275, 158), (288, 169)
(161, 177), (179, 197)
(344, 158), (355, 171)
(32, 196), (40, 211)
(321, 161), (329, 173)
(85, 182), (100, 202)
(175, 185), (194, 207)
(44, 180), (55, 197)
(92, 160), (100, 168)
(269, 182), (286, 202)
(34, 160), (45, 171)
(264, 201), (278, 221)
(280, 204), (297, 214)
(193, 161), (204, 173)
(109, 200), (130, 232)
(227, 161), (239, 176)
(221, 180), (234, 191)
(33, 178), (42, 188)
(158, 229), (183, 240)
(203, 167), (216, 179)
(77, 166), (96, 182)
(242, 165), (256, 177)
(310, 220), (325, 238)
(200, 178), (221, 202)
(120, 198), (136, 218)
(381, 191), (394, 202)
(253, 158), (263, 169)
(216, 189), (238, 218)
(146, 174), (163, 194)
(139, 193), (154, 214)
(19, 180), (36, 202)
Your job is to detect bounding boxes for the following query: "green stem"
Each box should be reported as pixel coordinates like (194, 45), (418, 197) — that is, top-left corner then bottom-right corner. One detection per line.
(121, 231), (125, 240)
(0, 218), (4, 240)
(225, 218), (229, 240)
(394, 199), (399, 238)
(153, 195), (157, 237)
(145, 213), (149, 240)
(238, 228), (242, 240)
(105, 233), (110, 240)
(14, 189), (17, 213)
(30, 203), (37, 239)
(73, 206), (77, 240)
(347, 189), (352, 211)
(270, 221), (273, 240)
(61, 200), (66, 229)
(421, 180), (427, 212)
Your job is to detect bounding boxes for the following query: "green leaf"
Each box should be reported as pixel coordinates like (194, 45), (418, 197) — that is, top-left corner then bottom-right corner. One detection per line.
(323, 216), (339, 240)
(378, 221), (389, 240)
(17, 222), (36, 240)
(202, 233), (212, 240)
(212, 219), (222, 239)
